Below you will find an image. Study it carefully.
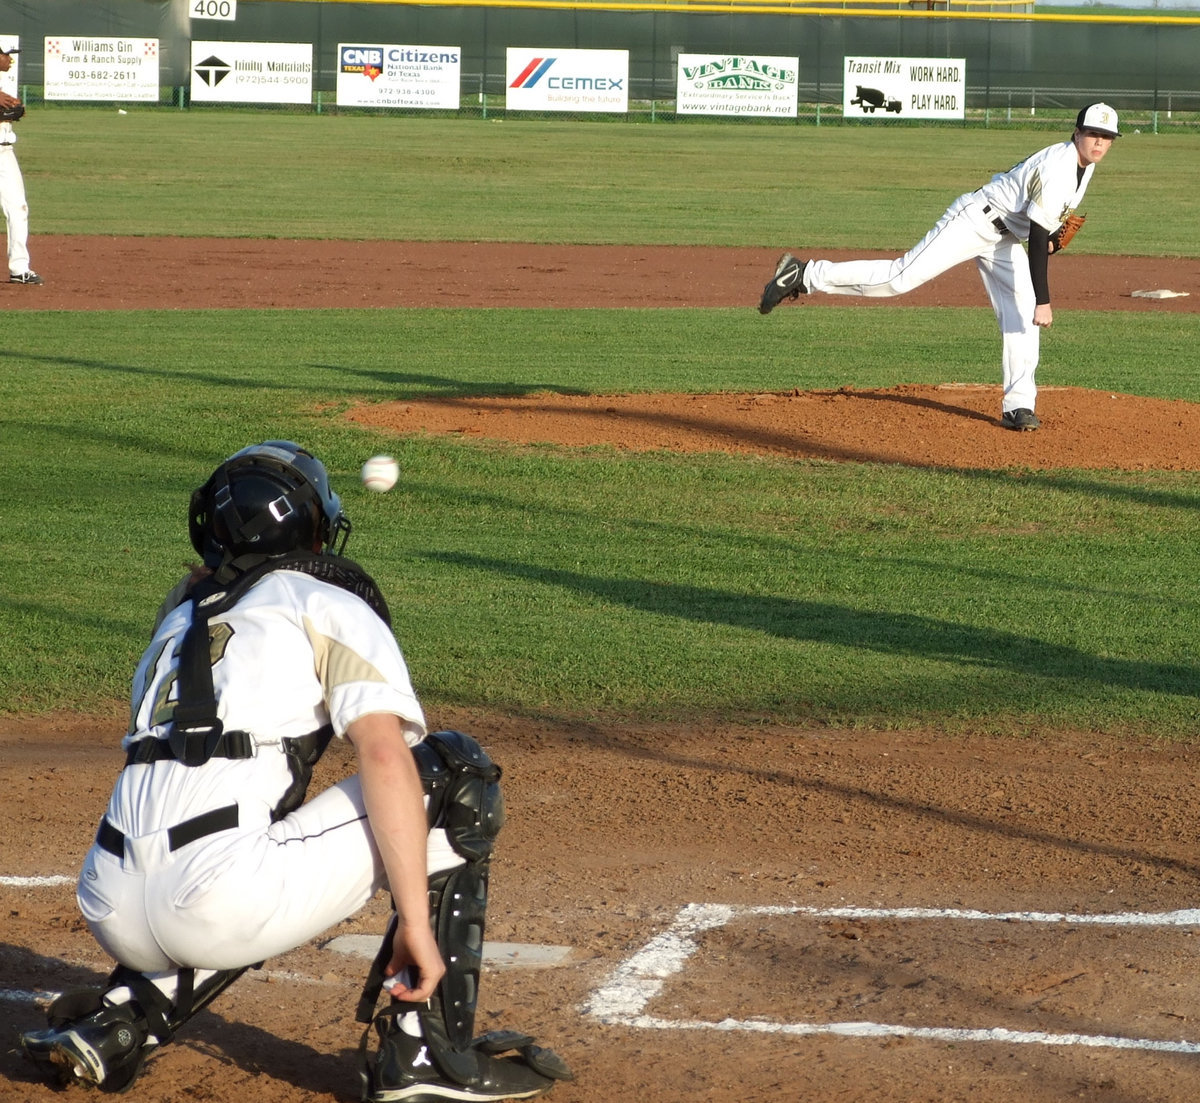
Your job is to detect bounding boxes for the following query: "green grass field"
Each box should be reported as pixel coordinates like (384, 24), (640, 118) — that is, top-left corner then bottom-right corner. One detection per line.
(3, 111), (1198, 736)
(19, 110), (1195, 252)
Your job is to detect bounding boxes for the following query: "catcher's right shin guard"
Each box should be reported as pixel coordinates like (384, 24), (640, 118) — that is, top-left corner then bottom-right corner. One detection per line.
(20, 964), (251, 1093)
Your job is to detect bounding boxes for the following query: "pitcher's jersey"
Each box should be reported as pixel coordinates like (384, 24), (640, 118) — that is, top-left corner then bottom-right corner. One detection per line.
(977, 139), (1092, 241)
(110, 569), (426, 836)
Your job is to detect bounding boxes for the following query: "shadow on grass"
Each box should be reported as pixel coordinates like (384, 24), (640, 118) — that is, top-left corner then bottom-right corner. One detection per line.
(0, 348), (590, 401)
(426, 552), (1200, 702)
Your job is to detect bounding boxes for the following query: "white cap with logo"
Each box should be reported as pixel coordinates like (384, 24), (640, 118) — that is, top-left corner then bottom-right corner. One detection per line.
(1076, 103), (1120, 138)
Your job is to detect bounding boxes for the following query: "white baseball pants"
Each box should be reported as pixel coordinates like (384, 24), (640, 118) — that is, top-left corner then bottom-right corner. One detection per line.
(0, 144), (31, 276)
(76, 775), (465, 1004)
(803, 193), (1040, 413)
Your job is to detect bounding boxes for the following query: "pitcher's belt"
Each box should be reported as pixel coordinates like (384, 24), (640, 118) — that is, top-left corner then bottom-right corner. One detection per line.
(96, 804), (240, 858)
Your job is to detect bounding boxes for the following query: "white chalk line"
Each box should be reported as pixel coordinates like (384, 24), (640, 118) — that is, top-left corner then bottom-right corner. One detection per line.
(614, 1014), (1200, 1055)
(0, 968), (343, 1010)
(0, 989), (49, 1006)
(1, 874), (75, 887)
(583, 901), (1200, 1055)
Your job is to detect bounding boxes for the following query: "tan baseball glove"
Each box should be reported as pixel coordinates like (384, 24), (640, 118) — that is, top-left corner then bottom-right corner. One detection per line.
(1050, 213), (1086, 254)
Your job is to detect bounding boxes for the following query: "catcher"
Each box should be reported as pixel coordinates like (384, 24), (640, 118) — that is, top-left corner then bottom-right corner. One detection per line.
(760, 102), (1120, 431)
(0, 44), (42, 285)
(20, 441), (572, 1101)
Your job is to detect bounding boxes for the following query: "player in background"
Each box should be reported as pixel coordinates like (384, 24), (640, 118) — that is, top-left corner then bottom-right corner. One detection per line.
(0, 44), (42, 285)
(759, 103), (1120, 432)
(20, 441), (571, 1102)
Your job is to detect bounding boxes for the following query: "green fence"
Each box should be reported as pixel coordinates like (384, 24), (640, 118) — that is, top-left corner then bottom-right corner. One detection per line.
(2, 0), (1198, 127)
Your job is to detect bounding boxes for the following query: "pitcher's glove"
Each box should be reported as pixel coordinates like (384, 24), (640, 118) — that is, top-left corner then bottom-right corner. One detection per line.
(1050, 213), (1085, 254)
(0, 101), (24, 123)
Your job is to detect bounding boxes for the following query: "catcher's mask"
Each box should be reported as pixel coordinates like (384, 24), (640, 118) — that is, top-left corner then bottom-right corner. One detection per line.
(189, 441), (351, 570)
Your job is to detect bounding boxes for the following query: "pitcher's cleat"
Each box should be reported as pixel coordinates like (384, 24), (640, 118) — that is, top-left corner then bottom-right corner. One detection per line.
(759, 253), (807, 314)
(1002, 408), (1041, 431)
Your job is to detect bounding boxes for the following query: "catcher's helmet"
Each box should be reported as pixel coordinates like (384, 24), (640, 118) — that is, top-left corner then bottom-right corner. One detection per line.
(189, 441), (351, 570)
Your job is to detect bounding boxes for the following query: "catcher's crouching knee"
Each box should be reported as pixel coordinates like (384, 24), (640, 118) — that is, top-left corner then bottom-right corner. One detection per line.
(412, 730), (505, 860)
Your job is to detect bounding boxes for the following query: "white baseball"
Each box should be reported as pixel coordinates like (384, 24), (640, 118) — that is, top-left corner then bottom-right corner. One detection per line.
(361, 454), (399, 493)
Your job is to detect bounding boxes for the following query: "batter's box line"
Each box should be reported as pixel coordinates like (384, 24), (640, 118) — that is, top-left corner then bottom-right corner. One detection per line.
(581, 902), (1200, 1056)
(0, 874), (75, 888)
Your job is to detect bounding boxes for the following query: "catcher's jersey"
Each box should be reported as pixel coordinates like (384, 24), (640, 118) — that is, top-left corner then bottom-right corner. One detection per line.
(109, 569), (425, 837)
(977, 139), (1093, 241)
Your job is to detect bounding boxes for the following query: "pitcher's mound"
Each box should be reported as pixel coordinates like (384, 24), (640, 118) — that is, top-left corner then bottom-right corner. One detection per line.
(349, 384), (1200, 471)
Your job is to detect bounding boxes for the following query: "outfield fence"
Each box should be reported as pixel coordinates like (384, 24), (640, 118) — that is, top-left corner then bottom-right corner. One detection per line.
(2, 0), (1199, 129)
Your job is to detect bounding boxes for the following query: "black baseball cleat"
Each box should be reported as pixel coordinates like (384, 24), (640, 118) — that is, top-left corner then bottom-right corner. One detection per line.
(367, 1026), (571, 1102)
(759, 253), (808, 314)
(10, 270), (43, 285)
(20, 1002), (153, 1092)
(1002, 408), (1041, 431)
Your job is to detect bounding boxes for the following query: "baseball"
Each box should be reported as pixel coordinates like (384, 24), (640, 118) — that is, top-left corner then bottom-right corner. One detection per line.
(361, 454), (399, 493)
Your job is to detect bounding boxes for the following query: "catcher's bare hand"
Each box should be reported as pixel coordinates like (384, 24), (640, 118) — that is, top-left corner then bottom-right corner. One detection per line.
(383, 921), (445, 1002)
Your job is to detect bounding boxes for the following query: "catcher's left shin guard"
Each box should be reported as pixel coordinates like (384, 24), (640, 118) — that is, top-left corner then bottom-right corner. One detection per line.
(359, 862), (570, 1102)
(418, 861), (489, 1083)
(357, 731), (572, 1100)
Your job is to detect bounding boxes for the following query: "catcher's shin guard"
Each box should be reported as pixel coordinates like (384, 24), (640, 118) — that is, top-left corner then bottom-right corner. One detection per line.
(418, 862), (489, 1081)
(357, 731), (572, 1101)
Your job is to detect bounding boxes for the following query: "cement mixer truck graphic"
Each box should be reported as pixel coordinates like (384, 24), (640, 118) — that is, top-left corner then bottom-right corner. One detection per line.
(850, 85), (902, 114)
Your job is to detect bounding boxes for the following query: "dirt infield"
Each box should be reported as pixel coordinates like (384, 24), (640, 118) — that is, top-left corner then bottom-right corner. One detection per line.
(5, 234), (1199, 313)
(4, 239), (1200, 1103)
(7, 713), (1200, 1103)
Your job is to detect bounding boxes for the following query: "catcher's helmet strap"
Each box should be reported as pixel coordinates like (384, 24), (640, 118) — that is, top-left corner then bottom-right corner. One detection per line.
(212, 470), (317, 550)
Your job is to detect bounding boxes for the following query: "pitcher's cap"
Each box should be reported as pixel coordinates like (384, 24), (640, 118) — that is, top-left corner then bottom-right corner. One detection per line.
(1076, 103), (1119, 137)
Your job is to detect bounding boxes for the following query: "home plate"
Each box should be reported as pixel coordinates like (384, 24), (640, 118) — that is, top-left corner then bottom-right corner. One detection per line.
(324, 935), (572, 968)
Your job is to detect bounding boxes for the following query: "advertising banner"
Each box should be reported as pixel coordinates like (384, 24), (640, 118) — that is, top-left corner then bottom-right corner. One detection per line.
(506, 48), (628, 113)
(191, 41), (312, 105)
(336, 43), (460, 109)
(676, 54), (798, 117)
(842, 57), (965, 120)
(44, 36), (160, 101)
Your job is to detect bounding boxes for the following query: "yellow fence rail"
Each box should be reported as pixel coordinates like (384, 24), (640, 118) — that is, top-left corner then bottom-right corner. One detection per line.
(246, 0), (1200, 23)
